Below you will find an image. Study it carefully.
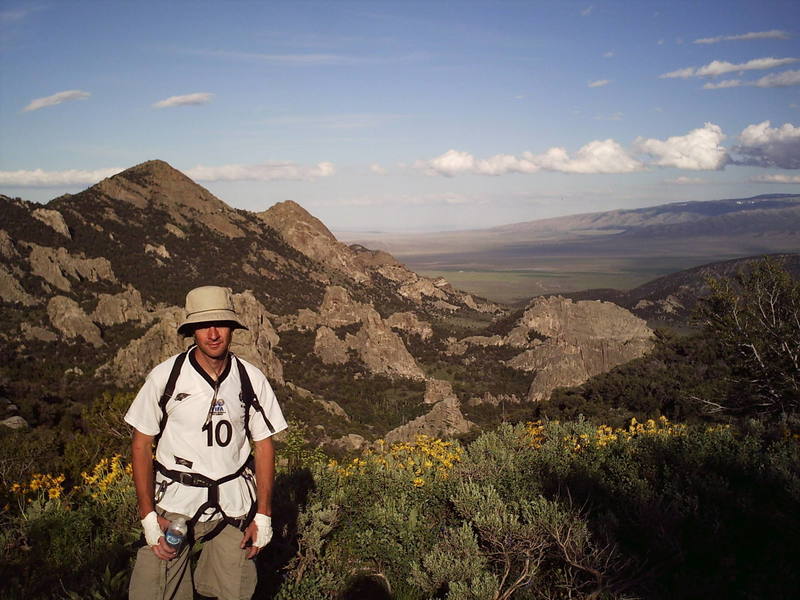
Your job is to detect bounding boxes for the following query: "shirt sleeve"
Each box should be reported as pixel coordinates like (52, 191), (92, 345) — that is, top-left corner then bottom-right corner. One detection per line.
(124, 367), (166, 436)
(248, 372), (288, 441)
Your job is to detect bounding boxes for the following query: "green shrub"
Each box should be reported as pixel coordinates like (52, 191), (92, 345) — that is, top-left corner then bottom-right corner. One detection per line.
(279, 420), (800, 599)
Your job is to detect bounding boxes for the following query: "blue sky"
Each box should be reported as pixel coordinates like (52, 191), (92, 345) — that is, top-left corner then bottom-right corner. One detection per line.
(1, 1), (799, 231)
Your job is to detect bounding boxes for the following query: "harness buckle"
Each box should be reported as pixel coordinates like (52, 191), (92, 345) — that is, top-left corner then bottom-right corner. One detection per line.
(177, 472), (213, 487)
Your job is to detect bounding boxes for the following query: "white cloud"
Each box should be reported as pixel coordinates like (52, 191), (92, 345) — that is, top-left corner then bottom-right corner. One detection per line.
(418, 150), (539, 177)
(530, 139), (643, 173)
(660, 67), (695, 79)
(701, 70), (800, 89)
(693, 30), (790, 44)
(635, 122), (728, 170)
(369, 164), (388, 175)
(185, 161), (335, 182)
(698, 57), (797, 76)
(603, 51), (615, 58)
(749, 174), (800, 183)
(665, 176), (706, 184)
(23, 90), (90, 112)
(316, 192), (471, 207)
(595, 112), (624, 121)
(1, 5), (45, 23)
(153, 93), (214, 109)
(419, 140), (642, 177)
(0, 167), (123, 187)
(733, 121), (800, 169)
(588, 79), (610, 87)
(660, 56), (798, 78)
(703, 79), (743, 89)
(1, 8), (31, 22)
(754, 69), (800, 87)
(581, 6), (593, 16)
(186, 48), (426, 67)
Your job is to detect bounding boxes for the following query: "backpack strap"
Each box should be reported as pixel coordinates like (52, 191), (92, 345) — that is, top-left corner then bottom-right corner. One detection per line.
(235, 356), (275, 437)
(155, 351), (188, 445)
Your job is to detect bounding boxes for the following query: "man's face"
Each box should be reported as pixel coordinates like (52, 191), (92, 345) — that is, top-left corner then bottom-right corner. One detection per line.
(193, 323), (233, 361)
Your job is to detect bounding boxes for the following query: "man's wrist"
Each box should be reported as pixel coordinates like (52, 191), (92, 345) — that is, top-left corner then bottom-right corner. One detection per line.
(141, 511), (163, 546)
(253, 513), (273, 547)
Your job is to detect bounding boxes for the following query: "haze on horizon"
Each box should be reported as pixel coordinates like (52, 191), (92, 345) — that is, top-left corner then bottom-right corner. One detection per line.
(1, 1), (799, 233)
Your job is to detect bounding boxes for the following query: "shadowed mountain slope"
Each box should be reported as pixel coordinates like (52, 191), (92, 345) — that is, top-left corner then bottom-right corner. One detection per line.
(564, 253), (800, 329)
(6, 160), (738, 448)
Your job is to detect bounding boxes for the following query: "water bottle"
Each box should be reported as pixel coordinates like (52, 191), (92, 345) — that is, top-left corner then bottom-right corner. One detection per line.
(165, 516), (187, 549)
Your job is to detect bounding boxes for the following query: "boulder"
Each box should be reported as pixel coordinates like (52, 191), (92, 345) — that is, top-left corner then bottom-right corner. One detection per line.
(96, 307), (186, 385)
(32, 208), (71, 238)
(505, 296), (653, 402)
(314, 326), (349, 365)
(0, 230), (20, 259)
(329, 433), (367, 452)
(384, 397), (474, 444)
(92, 287), (148, 326)
(20, 323), (58, 342)
(423, 379), (457, 405)
(145, 243), (171, 259)
(318, 286), (371, 327)
(386, 311), (433, 340)
(1, 416), (28, 430)
(27, 244), (116, 292)
(346, 312), (425, 380)
(466, 392), (520, 407)
(0, 265), (37, 306)
(47, 295), (104, 347)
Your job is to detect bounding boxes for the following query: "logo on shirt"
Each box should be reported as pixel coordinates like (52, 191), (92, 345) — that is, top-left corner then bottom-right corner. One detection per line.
(211, 398), (226, 416)
(175, 456), (193, 468)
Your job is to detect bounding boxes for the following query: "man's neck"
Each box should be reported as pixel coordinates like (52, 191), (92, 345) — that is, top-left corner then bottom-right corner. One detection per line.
(192, 347), (228, 381)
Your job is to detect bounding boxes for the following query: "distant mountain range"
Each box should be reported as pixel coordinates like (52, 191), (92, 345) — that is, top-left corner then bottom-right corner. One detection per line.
(341, 194), (800, 301)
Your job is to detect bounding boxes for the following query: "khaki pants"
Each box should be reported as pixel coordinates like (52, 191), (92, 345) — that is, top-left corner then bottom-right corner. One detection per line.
(129, 511), (257, 600)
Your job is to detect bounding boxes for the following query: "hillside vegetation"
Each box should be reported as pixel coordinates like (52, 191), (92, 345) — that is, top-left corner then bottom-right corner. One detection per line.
(1, 258), (798, 599)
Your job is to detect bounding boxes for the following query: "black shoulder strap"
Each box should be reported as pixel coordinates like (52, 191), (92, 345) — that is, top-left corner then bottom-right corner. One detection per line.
(155, 351), (188, 444)
(235, 356), (275, 437)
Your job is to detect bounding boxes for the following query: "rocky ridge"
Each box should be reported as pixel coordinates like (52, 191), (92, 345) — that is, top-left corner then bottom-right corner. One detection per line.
(1, 159), (658, 448)
(448, 296), (654, 402)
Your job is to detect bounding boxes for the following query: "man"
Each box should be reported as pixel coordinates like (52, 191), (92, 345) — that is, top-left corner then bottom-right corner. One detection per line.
(125, 285), (287, 600)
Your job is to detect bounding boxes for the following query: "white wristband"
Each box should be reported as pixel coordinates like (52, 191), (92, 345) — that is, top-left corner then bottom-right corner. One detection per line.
(141, 511), (163, 546)
(253, 513), (273, 547)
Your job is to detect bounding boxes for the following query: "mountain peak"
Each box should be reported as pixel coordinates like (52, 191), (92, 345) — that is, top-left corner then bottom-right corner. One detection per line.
(108, 159), (202, 192)
(47, 159), (247, 238)
(81, 159), (233, 215)
(259, 200), (337, 242)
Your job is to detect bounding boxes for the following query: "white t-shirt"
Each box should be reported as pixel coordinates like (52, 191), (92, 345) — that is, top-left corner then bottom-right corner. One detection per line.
(125, 349), (288, 520)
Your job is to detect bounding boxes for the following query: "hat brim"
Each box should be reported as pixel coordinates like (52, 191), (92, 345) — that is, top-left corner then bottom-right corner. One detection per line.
(178, 310), (248, 337)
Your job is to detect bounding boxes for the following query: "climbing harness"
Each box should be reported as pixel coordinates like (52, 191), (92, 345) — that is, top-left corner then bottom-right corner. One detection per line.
(152, 349), (275, 542)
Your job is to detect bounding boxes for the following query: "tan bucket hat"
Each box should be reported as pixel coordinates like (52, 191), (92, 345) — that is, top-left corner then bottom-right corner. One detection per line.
(177, 286), (248, 336)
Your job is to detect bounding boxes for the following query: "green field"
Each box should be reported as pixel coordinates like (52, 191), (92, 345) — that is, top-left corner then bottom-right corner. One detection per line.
(417, 255), (702, 304)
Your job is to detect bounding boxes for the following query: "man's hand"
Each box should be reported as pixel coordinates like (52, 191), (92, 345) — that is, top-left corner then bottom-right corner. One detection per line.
(240, 513), (272, 559)
(141, 511), (178, 561)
